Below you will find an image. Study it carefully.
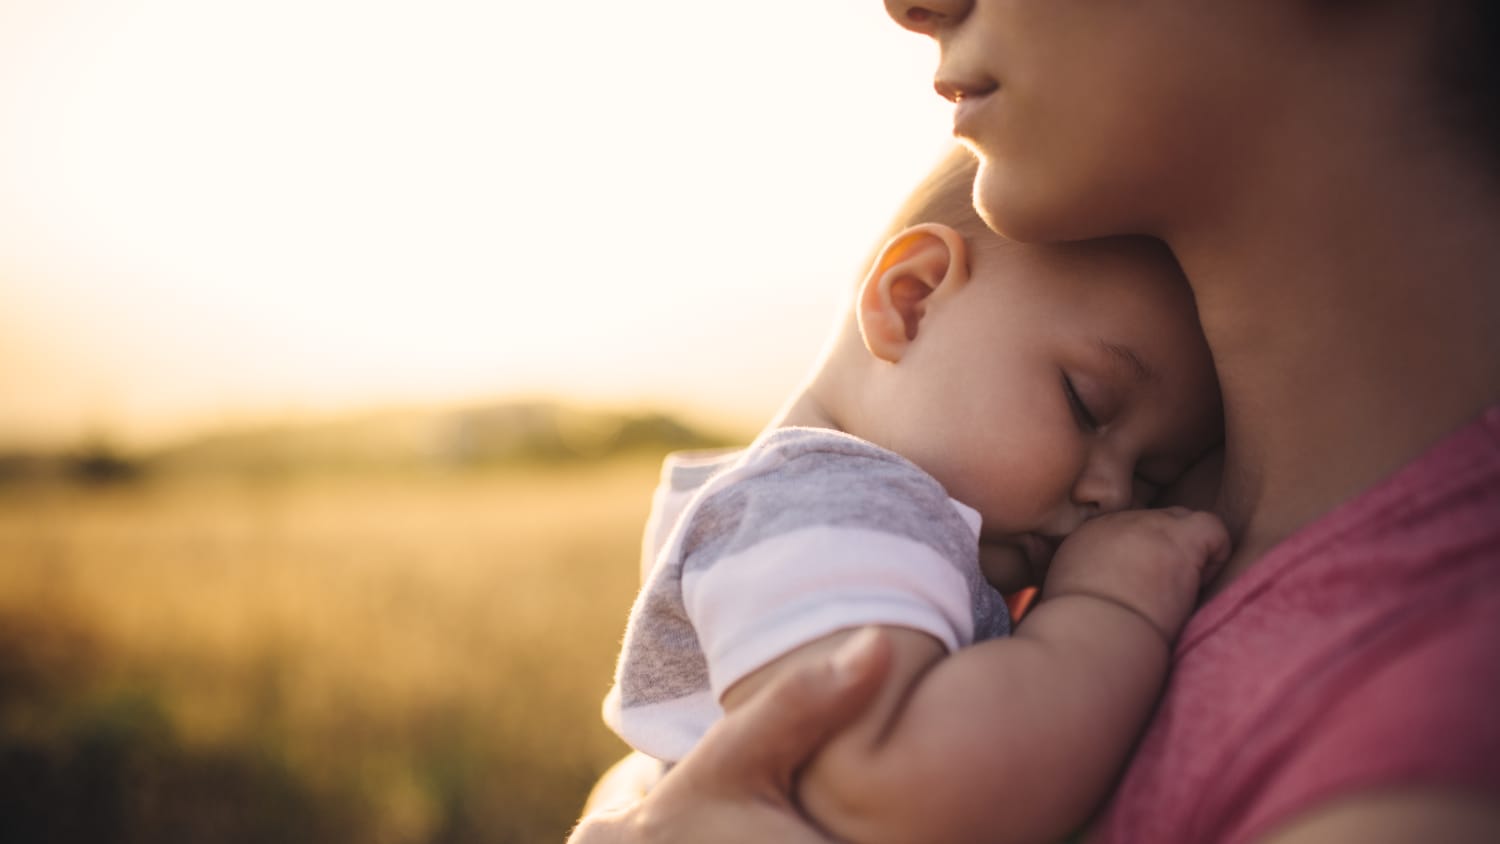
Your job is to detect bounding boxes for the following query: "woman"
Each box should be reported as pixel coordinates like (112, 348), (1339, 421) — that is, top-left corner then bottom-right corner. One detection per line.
(572, 1), (1500, 841)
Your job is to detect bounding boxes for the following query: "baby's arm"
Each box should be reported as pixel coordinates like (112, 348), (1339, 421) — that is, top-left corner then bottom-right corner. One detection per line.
(720, 507), (1228, 844)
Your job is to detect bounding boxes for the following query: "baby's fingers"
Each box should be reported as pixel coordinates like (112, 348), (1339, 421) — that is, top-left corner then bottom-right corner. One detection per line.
(1159, 508), (1231, 570)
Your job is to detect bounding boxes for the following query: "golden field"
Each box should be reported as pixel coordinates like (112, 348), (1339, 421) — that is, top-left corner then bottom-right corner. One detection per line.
(0, 456), (665, 843)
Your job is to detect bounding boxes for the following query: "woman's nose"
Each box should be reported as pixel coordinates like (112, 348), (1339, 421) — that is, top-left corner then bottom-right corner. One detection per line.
(883, 0), (973, 37)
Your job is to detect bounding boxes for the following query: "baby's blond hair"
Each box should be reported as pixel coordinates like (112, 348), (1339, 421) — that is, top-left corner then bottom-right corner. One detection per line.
(859, 146), (988, 282)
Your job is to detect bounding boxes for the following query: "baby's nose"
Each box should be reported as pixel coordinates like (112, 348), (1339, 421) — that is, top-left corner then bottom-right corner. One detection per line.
(1073, 465), (1133, 518)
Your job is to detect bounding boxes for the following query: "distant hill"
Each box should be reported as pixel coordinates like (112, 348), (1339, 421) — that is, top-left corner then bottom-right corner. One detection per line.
(0, 402), (740, 483)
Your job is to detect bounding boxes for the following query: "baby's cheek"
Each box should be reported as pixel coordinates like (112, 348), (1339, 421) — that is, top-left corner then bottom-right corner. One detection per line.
(1006, 438), (1084, 513)
(974, 464), (1074, 534)
(934, 427), (1081, 531)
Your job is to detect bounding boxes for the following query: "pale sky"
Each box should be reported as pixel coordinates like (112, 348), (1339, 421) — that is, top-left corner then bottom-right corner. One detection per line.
(0, 0), (953, 448)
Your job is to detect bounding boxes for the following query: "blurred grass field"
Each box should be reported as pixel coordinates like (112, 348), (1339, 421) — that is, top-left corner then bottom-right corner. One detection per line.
(0, 454), (666, 843)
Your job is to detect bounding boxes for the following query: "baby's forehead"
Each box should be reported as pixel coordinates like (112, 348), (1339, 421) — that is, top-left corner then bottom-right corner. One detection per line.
(975, 233), (1184, 286)
(976, 238), (1196, 323)
(974, 237), (1213, 377)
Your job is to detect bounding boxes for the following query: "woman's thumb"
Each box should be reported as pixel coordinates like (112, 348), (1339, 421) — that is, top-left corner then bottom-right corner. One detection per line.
(691, 628), (892, 789)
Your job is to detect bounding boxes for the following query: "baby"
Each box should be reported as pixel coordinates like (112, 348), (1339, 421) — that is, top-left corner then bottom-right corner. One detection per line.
(602, 148), (1227, 843)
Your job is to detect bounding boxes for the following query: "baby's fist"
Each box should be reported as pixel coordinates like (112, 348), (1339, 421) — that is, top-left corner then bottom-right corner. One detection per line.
(1044, 508), (1230, 642)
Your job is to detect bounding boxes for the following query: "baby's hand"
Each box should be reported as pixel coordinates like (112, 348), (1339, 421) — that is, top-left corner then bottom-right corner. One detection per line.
(1042, 507), (1230, 644)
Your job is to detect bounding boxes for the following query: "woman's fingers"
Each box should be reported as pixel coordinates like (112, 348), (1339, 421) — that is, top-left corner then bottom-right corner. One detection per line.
(583, 752), (667, 816)
(680, 627), (893, 799)
(567, 629), (894, 844)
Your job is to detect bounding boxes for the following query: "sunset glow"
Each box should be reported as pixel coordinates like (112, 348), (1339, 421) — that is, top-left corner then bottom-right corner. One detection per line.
(0, 0), (952, 447)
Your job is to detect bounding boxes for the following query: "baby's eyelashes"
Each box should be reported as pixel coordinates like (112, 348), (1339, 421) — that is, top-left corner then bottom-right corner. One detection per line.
(1063, 368), (1130, 437)
(1061, 372), (1100, 431)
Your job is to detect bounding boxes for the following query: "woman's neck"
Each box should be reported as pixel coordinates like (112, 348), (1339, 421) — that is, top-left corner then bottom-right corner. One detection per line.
(1170, 130), (1500, 595)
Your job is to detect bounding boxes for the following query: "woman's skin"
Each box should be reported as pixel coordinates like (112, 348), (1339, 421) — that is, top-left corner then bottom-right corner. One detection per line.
(571, 1), (1500, 841)
(571, 629), (896, 843)
(889, 0), (1500, 585)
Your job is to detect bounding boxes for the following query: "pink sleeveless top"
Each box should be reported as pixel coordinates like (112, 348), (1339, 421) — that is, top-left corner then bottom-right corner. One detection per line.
(1093, 406), (1500, 843)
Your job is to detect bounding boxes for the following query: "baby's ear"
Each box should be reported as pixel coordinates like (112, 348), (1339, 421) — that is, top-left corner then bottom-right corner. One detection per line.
(857, 223), (969, 363)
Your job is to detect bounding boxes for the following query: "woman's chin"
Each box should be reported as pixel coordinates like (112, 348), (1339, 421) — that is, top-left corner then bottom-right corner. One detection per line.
(973, 158), (1121, 245)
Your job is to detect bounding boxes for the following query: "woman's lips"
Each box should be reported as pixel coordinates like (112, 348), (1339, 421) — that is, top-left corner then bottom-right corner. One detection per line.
(952, 92), (991, 141)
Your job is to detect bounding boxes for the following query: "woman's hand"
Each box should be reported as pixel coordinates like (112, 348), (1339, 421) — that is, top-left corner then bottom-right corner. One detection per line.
(581, 753), (666, 817)
(568, 628), (893, 844)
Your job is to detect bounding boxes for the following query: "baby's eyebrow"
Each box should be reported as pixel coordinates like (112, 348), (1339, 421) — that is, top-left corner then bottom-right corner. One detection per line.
(1099, 339), (1156, 384)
